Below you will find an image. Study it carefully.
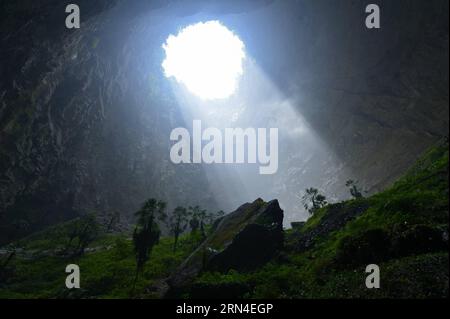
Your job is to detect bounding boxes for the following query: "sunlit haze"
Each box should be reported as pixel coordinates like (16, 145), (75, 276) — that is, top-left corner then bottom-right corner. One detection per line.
(162, 21), (246, 100)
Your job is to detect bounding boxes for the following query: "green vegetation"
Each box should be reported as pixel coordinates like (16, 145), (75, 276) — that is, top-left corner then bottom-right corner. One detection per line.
(132, 199), (167, 290)
(169, 206), (189, 252)
(193, 139), (449, 298)
(345, 179), (366, 199)
(301, 187), (327, 215)
(65, 214), (100, 257)
(0, 226), (201, 298)
(0, 140), (448, 298)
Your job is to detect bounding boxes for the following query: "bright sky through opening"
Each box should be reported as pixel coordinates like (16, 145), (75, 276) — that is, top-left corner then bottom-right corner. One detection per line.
(162, 21), (246, 100)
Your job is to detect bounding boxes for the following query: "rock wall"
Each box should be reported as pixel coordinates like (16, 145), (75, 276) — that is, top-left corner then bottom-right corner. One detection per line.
(0, 0), (448, 243)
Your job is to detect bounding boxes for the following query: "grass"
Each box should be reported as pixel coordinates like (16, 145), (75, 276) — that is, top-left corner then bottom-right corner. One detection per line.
(1, 140), (448, 299)
(192, 139), (449, 299)
(0, 229), (202, 298)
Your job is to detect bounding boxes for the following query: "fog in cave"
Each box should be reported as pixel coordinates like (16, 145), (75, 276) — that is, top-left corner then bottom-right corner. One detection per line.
(0, 0), (448, 240)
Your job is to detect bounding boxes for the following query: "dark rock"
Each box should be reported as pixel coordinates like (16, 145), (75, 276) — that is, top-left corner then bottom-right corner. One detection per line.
(335, 228), (391, 267)
(146, 278), (170, 298)
(295, 201), (370, 252)
(335, 224), (449, 268)
(165, 198), (283, 297)
(391, 224), (448, 257)
(208, 222), (282, 272)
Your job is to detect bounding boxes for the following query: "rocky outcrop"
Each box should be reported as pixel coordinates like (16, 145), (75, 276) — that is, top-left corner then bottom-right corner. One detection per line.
(294, 200), (370, 252)
(166, 198), (283, 296)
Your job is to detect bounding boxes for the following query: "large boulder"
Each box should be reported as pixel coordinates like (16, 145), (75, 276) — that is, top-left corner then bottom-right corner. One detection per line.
(166, 198), (283, 297)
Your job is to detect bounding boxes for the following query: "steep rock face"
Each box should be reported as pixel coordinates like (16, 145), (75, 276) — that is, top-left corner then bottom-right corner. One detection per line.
(0, 0), (230, 243)
(0, 0), (127, 242)
(166, 198), (283, 296)
(0, 0), (277, 244)
(249, 0), (449, 195)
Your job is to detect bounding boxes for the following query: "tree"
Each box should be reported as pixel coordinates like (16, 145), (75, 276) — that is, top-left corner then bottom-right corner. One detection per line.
(168, 206), (189, 252)
(76, 214), (99, 256)
(188, 205), (201, 234)
(198, 208), (210, 240)
(106, 211), (121, 232)
(132, 199), (167, 290)
(301, 187), (327, 215)
(214, 210), (225, 220)
(188, 206), (209, 238)
(345, 180), (365, 199)
(65, 214), (99, 256)
(196, 206), (212, 239)
(188, 206), (225, 240)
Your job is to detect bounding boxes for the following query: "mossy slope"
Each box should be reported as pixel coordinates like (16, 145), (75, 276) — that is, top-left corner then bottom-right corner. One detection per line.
(0, 140), (448, 298)
(192, 139), (449, 298)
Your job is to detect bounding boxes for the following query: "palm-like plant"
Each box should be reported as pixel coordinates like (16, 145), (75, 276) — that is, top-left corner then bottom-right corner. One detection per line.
(132, 199), (167, 291)
(301, 187), (327, 215)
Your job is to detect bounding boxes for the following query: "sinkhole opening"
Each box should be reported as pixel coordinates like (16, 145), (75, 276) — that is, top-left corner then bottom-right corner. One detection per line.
(162, 20), (246, 100)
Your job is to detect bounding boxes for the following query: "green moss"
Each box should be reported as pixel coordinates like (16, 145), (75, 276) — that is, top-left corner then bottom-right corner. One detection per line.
(0, 230), (200, 298)
(299, 207), (327, 233)
(1, 140), (447, 299)
(192, 140), (449, 299)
